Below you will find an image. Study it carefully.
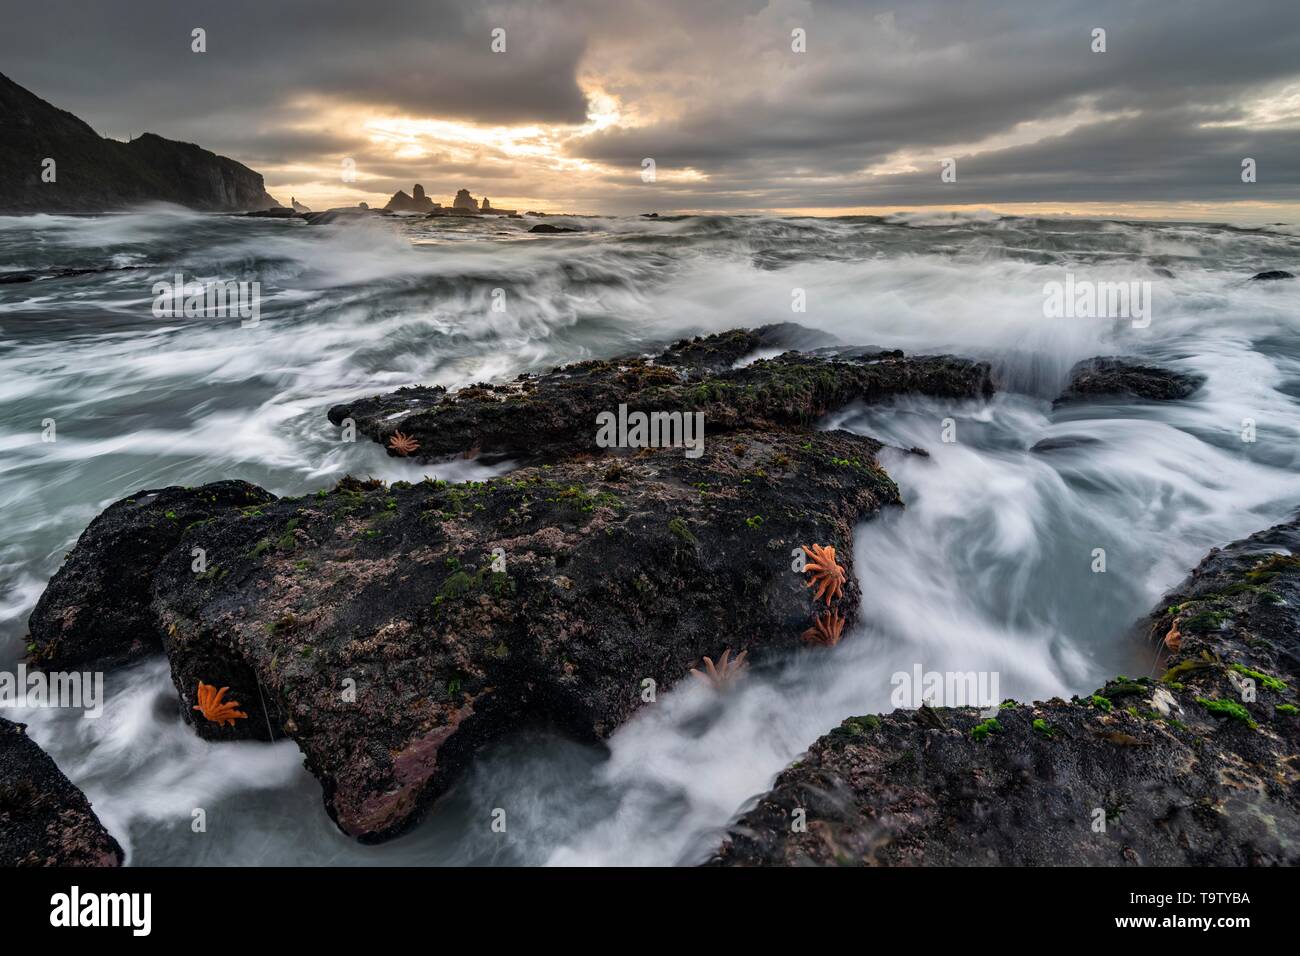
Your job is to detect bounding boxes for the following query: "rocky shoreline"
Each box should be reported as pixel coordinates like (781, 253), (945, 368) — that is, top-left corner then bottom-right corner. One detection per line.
(708, 517), (1300, 866)
(19, 323), (1296, 863)
(27, 326), (993, 842)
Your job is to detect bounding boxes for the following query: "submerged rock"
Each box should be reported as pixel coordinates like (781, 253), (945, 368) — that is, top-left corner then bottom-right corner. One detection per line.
(1250, 270), (1295, 281)
(1029, 435), (1102, 454)
(243, 206), (299, 219)
(1055, 356), (1204, 405)
(300, 206), (391, 226)
(29, 326), (994, 842)
(708, 518), (1300, 866)
(528, 223), (580, 234)
(0, 718), (123, 866)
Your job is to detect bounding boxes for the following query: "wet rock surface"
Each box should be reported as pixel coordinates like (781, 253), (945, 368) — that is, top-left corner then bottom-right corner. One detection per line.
(29, 480), (275, 670)
(708, 518), (1300, 866)
(327, 325), (993, 465)
(0, 718), (123, 866)
(1055, 356), (1204, 405)
(1250, 270), (1295, 281)
(30, 326), (993, 842)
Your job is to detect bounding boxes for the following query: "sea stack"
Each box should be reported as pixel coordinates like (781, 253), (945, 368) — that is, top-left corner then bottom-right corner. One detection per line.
(385, 184), (439, 213)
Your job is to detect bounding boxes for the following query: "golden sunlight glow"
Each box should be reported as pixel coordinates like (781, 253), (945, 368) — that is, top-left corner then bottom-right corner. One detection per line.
(267, 86), (712, 212)
(259, 78), (1298, 224)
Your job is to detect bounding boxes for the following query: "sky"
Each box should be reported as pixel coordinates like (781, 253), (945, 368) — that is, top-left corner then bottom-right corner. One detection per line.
(4, 0), (1300, 220)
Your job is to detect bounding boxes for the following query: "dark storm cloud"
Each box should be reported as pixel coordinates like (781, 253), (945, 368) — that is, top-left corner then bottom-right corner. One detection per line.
(4, 0), (1299, 211)
(571, 0), (1300, 210)
(0, 0), (589, 132)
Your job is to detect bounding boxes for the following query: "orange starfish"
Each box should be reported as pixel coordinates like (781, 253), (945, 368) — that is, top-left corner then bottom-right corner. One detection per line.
(802, 543), (845, 606)
(802, 610), (846, 647)
(1163, 623), (1182, 652)
(192, 682), (248, 727)
(690, 648), (749, 690)
(388, 431), (420, 456)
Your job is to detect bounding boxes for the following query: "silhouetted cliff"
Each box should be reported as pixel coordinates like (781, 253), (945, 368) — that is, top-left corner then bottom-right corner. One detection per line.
(0, 73), (278, 214)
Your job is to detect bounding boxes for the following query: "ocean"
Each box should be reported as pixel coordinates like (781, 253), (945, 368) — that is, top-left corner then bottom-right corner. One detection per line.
(1, 208), (1298, 864)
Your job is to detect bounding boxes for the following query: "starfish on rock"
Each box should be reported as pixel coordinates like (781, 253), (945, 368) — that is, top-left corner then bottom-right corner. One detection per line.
(192, 681), (248, 727)
(802, 610), (846, 647)
(388, 431), (420, 456)
(801, 543), (845, 606)
(690, 648), (749, 690)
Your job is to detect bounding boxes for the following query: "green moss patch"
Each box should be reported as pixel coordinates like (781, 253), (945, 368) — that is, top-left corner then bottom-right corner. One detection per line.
(1195, 697), (1257, 729)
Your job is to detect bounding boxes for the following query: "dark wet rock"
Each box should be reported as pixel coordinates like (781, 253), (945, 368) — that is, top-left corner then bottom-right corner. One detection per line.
(1250, 270), (1295, 281)
(243, 206), (299, 219)
(33, 431), (897, 841)
(31, 326), (995, 842)
(709, 518), (1300, 866)
(300, 206), (391, 226)
(0, 718), (123, 866)
(528, 223), (580, 234)
(1029, 435), (1102, 454)
(1055, 356), (1204, 405)
(28, 481), (274, 670)
(327, 326), (994, 465)
(1152, 267), (1176, 278)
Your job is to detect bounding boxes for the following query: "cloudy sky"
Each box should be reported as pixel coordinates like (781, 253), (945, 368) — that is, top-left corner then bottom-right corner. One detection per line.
(5, 0), (1299, 219)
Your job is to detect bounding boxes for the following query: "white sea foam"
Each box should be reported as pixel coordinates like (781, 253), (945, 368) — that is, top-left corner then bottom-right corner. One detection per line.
(1, 211), (1297, 864)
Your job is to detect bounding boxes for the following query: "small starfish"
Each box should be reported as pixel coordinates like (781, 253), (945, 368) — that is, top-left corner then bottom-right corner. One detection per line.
(802, 543), (845, 606)
(802, 610), (846, 647)
(192, 682), (248, 727)
(388, 431), (420, 456)
(690, 648), (749, 690)
(1163, 623), (1182, 652)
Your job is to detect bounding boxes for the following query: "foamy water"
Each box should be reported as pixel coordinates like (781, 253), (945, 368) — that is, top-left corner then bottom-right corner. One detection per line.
(1, 208), (1296, 864)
